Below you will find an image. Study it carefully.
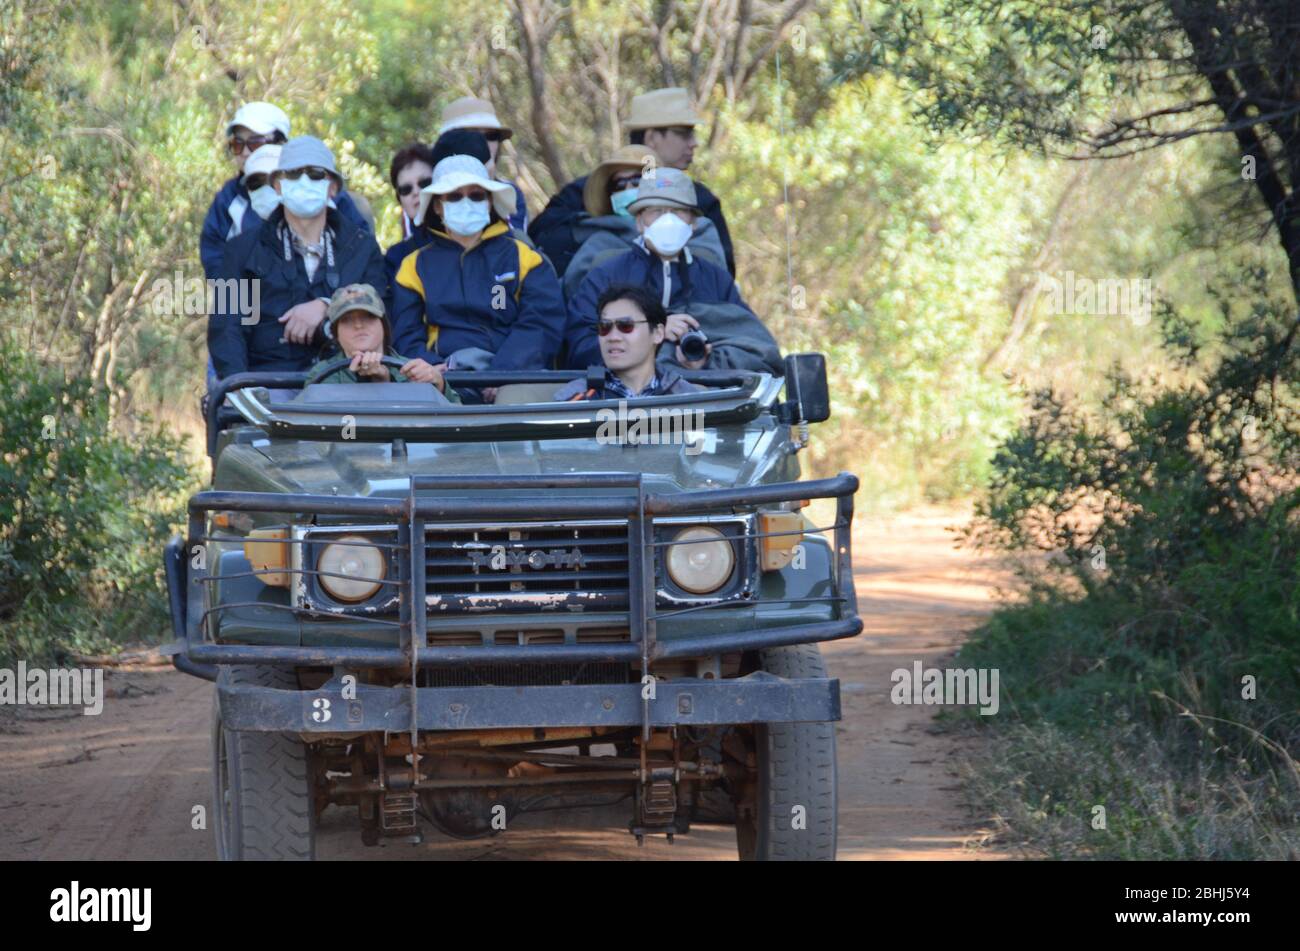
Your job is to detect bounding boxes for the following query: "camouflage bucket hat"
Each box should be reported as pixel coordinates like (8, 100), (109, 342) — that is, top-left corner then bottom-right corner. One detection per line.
(327, 284), (391, 349)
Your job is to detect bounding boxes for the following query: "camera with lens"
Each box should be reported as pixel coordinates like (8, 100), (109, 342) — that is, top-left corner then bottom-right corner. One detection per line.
(679, 329), (709, 363)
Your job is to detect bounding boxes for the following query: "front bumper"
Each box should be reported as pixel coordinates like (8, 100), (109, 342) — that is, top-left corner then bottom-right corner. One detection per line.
(167, 473), (860, 731)
(218, 672), (841, 733)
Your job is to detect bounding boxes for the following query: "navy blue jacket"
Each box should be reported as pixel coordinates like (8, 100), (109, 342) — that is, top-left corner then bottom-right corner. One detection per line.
(207, 206), (387, 378)
(201, 174), (369, 280)
(563, 244), (759, 371)
(390, 221), (566, 370)
(529, 174), (735, 278)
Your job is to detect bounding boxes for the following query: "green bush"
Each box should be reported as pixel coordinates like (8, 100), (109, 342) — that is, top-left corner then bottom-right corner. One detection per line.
(957, 267), (1300, 857)
(0, 341), (194, 664)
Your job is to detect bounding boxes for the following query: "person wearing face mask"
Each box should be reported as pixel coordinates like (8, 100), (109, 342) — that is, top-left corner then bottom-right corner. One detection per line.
(207, 136), (387, 379)
(438, 96), (528, 232)
(561, 144), (727, 300)
(390, 155), (566, 392)
(530, 87), (736, 279)
(382, 129), (539, 312)
(562, 168), (781, 375)
(200, 101), (370, 282)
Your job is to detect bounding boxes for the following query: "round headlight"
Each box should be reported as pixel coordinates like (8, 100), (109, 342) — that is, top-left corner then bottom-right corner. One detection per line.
(666, 526), (735, 594)
(317, 535), (386, 603)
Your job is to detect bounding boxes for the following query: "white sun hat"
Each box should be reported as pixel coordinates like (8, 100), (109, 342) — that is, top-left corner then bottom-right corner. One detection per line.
(416, 154), (517, 225)
(240, 144), (282, 182)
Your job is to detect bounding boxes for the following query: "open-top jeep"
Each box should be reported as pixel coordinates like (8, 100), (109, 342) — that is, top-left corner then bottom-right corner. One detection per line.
(166, 354), (860, 860)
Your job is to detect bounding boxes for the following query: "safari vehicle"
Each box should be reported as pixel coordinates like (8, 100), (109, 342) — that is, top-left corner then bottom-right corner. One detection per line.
(165, 354), (860, 860)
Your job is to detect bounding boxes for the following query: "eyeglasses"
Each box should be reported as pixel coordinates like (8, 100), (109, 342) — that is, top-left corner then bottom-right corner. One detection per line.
(441, 189), (490, 203)
(278, 167), (332, 182)
(596, 317), (649, 336)
(397, 176), (433, 197)
(228, 133), (279, 155)
(609, 175), (641, 194)
(481, 130), (506, 142)
(244, 173), (270, 191)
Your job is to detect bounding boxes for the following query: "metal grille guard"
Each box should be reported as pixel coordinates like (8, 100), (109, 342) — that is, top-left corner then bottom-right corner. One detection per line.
(166, 472), (860, 731)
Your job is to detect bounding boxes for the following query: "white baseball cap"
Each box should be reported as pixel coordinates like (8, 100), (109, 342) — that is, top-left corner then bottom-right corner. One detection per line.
(226, 101), (291, 139)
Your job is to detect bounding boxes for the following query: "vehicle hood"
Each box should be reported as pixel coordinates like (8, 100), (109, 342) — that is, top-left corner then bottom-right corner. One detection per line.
(224, 425), (790, 499)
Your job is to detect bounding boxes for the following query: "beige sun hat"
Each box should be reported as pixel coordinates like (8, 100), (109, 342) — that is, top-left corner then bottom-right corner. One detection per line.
(624, 87), (702, 130)
(439, 96), (513, 139)
(416, 154), (517, 225)
(582, 145), (657, 216)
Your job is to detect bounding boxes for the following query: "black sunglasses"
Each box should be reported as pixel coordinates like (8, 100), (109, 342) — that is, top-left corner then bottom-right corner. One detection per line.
(482, 130), (506, 142)
(609, 174), (641, 194)
(397, 176), (433, 197)
(277, 166), (332, 182)
(228, 132), (281, 155)
(596, 317), (649, 336)
(244, 173), (270, 191)
(441, 189), (490, 203)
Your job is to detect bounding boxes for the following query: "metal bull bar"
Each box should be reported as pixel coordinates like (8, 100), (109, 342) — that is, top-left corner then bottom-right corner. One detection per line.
(171, 471), (861, 733)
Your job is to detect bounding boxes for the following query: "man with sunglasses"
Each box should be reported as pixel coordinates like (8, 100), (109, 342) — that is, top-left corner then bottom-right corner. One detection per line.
(200, 101), (370, 281)
(529, 87), (736, 279)
(438, 97), (528, 232)
(562, 168), (781, 376)
(553, 285), (701, 401)
(208, 136), (387, 380)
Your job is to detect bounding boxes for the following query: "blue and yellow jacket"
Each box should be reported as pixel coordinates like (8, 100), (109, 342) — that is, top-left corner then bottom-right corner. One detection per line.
(390, 221), (566, 370)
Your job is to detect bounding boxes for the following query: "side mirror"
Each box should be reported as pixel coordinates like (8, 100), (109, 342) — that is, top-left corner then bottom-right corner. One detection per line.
(783, 353), (831, 423)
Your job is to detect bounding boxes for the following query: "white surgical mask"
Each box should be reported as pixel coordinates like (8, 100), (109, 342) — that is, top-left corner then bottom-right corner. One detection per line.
(442, 198), (490, 237)
(281, 176), (330, 217)
(643, 211), (692, 257)
(611, 189), (638, 219)
(248, 184), (281, 219)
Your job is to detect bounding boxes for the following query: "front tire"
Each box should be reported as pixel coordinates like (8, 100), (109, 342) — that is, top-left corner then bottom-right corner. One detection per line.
(735, 644), (838, 860)
(212, 665), (316, 860)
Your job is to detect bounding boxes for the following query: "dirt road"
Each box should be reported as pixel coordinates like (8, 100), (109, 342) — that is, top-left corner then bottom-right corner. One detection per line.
(0, 507), (1008, 860)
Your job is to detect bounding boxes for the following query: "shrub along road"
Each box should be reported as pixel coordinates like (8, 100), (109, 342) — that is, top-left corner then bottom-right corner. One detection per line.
(0, 508), (1010, 860)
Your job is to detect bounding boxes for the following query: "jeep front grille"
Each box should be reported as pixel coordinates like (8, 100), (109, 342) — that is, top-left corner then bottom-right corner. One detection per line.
(423, 521), (631, 613)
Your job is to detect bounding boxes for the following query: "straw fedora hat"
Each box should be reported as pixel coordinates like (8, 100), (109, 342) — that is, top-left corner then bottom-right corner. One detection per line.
(624, 87), (702, 130)
(582, 145), (657, 216)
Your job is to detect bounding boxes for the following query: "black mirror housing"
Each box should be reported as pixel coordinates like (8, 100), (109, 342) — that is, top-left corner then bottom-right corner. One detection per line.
(782, 353), (831, 423)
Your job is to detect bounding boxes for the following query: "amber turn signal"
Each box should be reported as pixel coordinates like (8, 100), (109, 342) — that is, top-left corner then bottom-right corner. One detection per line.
(758, 511), (805, 571)
(243, 527), (291, 587)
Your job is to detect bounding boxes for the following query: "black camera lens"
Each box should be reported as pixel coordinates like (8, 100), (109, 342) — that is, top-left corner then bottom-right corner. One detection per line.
(680, 329), (709, 362)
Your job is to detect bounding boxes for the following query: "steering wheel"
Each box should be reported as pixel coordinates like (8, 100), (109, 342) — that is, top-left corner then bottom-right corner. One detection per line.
(303, 354), (411, 385)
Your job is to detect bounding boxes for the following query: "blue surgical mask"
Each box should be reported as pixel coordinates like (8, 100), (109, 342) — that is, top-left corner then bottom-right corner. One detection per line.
(442, 198), (490, 237)
(281, 176), (330, 217)
(248, 184), (281, 219)
(611, 189), (638, 219)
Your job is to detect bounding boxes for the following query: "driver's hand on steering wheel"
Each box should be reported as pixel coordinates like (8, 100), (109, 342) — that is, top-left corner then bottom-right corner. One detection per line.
(399, 358), (446, 391)
(349, 350), (389, 380)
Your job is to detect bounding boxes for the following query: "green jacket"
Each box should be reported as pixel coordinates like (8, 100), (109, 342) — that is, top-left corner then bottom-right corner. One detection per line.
(307, 348), (462, 401)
